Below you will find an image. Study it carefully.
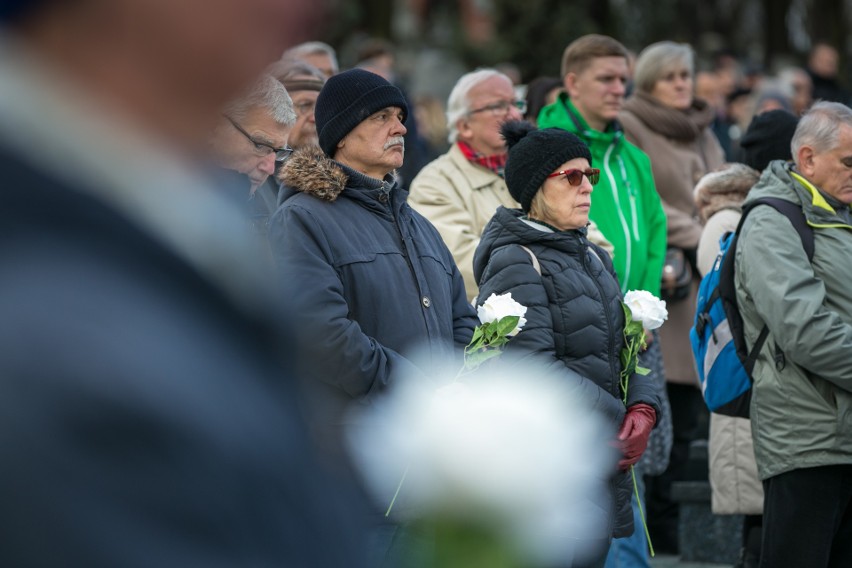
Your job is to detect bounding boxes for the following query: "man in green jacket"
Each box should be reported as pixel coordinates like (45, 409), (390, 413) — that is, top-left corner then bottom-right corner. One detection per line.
(538, 35), (666, 297)
(735, 101), (852, 568)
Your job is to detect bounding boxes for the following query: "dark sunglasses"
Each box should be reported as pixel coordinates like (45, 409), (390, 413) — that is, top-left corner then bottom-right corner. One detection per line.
(546, 168), (600, 186)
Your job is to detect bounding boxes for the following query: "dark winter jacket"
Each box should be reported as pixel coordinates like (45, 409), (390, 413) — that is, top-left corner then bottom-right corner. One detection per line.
(0, 148), (370, 567)
(473, 207), (662, 539)
(270, 147), (478, 406)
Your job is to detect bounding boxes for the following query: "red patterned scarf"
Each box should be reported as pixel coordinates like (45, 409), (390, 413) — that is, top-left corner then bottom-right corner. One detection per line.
(457, 141), (508, 178)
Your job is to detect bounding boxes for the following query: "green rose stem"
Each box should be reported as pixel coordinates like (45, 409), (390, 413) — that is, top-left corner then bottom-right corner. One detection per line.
(620, 303), (655, 558)
(384, 315), (521, 518)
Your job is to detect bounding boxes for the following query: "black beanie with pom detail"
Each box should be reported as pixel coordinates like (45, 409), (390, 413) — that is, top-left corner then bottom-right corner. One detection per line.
(502, 121), (593, 212)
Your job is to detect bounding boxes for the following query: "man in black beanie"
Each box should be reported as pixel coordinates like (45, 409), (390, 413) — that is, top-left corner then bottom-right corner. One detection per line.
(269, 69), (478, 562)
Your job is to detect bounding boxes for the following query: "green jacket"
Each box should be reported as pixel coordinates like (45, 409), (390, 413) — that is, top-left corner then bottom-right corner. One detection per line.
(538, 94), (667, 295)
(735, 160), (852, 480)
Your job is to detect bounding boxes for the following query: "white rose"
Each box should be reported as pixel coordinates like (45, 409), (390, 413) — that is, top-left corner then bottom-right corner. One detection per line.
(476, 293), (528, 336)
(623, 290), (668, 331)
(346, 366), (612, 566)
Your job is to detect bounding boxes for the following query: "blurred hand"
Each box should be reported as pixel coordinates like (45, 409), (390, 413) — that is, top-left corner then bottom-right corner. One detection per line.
(616, 403), (656, 470)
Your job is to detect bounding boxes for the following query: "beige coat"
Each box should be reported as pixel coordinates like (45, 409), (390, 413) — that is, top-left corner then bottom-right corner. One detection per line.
(410, 143), (613, 301)
(409, 144), (518, 301)
(619, 93), (725, 384)
(697, 210), (764, 515)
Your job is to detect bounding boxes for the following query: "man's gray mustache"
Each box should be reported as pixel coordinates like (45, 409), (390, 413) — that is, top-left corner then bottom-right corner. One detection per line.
(384, 136), (405, 150)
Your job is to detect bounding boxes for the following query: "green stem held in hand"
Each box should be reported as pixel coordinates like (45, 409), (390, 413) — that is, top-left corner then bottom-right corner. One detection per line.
(619, 301), (654, 556)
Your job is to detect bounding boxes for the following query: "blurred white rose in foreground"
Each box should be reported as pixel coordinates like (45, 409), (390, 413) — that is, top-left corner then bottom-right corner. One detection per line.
(623, 290), (668, 331)
(476, 293), (527, 336)
(346, 362), (614, 566)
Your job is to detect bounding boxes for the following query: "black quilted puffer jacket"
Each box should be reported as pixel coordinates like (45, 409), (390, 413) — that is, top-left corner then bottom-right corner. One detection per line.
(473, 206), (661, 540)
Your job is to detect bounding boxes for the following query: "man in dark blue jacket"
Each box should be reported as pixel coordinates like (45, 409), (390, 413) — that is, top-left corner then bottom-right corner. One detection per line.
(0, 0), (368, 566)
(271, 68), (477, 417)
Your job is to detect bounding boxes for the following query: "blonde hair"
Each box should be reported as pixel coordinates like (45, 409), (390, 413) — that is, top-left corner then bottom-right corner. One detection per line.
(527, 190), (555, 224)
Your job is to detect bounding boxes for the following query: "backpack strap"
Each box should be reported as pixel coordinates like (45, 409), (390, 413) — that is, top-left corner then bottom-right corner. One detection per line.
(743, 197), (815, 262)
(518, 245), (541, 276)
(738, 197), (816, 372)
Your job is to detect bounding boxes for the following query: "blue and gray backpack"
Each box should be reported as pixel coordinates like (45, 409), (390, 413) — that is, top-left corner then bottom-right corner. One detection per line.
(690, 197), (814, 418)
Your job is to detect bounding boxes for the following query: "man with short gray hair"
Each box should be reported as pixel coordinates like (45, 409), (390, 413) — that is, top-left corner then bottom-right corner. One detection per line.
(211, 74), (295, 196)
(209, 74), (295, 234)
(408, 69), (524, 301)
(735, 100), (852, 567)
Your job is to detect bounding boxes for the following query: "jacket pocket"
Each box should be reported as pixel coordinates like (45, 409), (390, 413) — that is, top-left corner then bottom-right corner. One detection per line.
(835, 390), (852, 448)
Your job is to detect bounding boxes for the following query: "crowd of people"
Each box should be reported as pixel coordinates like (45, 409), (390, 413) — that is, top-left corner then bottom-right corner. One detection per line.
(3, 0), (852, 566)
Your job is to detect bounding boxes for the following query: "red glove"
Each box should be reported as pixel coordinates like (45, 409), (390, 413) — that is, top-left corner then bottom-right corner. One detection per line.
(617, 403), (657, 470)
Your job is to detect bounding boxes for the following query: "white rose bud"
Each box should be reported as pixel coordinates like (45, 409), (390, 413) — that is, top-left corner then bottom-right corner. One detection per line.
(476, 293), (528, 336)
(623, 290), (668, 331)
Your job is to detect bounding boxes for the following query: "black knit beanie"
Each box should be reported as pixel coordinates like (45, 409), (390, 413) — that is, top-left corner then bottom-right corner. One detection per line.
(502, 121), (593, 212)
(315, 69), (408, 157)
(740, 109), (799, 171)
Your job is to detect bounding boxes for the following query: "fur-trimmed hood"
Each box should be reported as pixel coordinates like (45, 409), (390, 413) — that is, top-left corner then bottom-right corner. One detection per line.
(277, 145), (349, 202)
(276, 145), (402, 205)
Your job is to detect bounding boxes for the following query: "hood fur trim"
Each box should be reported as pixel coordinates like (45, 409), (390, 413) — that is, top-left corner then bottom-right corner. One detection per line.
(277, 145), (348, 202)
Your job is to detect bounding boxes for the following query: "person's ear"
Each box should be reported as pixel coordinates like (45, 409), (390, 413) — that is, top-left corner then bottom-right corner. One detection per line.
(797, 146), (816, 177)
(456, 117), (473, 142)
(564, 73), (578, 98)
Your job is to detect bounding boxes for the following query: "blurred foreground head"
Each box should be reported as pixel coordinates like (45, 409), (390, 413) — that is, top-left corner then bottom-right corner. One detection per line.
(3, 0), (321, 155)
(0, 1), (371, 566)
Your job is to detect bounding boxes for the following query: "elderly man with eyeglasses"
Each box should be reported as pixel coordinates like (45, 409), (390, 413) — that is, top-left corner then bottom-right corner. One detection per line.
(270, 59), (325, 150)
(410, 69), (612, 302)
(210, 74), (295, 232)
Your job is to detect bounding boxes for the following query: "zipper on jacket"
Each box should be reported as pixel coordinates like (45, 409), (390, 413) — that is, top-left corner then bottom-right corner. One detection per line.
(582, 239), (621, 397)
(603, 141), (633, 294)
(617, 155), (641, 242)
(388, 190), (434, 342)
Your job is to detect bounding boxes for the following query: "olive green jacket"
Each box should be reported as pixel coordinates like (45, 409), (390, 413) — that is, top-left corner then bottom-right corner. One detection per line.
(735, 160), (852, 480)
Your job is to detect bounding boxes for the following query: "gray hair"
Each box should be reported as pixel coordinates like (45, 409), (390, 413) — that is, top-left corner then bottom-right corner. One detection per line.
(282, 41), (339, 75)
(446, 68), (512, 143)
(791, 101), (852, 162)
(633, 41), (694, 94)
(227, 75), (296, 127)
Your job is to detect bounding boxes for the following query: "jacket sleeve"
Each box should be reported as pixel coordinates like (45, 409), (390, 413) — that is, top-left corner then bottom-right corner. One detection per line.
(477, 244), (626, 423)
(448, 260), (478, 348)
(619, 112), (702, 250)
(409, 166), (481, 300)
(738, 208), (852, 391)
(269, 204), (425, 400)
(661, 200), (703, 250)
(639, 173), (668, 296)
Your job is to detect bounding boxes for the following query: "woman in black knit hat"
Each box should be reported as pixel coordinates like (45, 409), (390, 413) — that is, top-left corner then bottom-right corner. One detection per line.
(472, 121), (662, 568)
